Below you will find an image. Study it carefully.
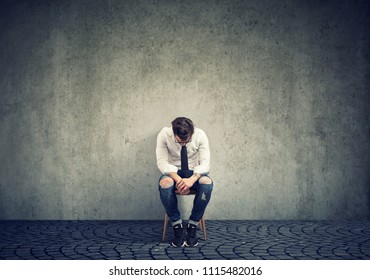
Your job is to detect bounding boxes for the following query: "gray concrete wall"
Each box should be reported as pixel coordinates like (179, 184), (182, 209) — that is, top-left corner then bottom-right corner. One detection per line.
(0, 0), (369, 220)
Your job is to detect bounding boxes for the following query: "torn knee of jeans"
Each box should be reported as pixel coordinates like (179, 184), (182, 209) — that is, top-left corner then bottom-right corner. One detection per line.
(199, 176), (212, 185)
(159, 178), (174, 189)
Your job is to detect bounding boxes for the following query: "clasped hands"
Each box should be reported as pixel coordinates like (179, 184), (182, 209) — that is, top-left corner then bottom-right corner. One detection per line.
(175, 177), (196, 195)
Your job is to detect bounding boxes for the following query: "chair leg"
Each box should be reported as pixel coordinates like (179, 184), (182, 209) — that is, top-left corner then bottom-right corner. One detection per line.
(162, 213), (168, 241)
(201, 217), (207, 240)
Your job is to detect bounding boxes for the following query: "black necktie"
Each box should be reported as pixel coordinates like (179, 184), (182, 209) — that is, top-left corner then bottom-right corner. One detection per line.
(181, 145), (189, 170)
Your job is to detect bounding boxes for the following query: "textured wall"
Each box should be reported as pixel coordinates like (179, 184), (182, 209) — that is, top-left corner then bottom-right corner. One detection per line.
(0, 0), (369, 220)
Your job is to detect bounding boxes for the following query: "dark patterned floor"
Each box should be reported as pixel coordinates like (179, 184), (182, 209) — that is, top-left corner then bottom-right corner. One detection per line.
(1, 220), (370, 260)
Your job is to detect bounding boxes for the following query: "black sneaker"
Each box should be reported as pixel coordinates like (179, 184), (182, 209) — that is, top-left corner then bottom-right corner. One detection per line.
(171, 223), (185, 247)
(185, 223), (198, 247)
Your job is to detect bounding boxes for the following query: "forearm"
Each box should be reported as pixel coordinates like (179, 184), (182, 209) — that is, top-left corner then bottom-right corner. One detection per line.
(169, 172), (201, 189)
(191, 173), (201, 184)
(171, 172), (201, 181)
(168, 172), (182, 184)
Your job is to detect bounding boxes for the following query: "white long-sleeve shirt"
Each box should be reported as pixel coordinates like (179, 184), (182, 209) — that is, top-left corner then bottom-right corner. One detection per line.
(156, 126), (210, 175)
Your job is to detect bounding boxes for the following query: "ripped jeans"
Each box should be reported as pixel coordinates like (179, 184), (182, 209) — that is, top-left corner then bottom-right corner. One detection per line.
(158, 174), (213, 223)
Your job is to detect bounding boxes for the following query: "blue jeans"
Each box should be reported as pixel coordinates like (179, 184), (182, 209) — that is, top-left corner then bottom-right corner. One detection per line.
(158, 174), (213, 223)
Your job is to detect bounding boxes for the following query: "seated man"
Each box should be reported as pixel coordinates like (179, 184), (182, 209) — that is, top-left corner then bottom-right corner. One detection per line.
(156, 117), (213, 247)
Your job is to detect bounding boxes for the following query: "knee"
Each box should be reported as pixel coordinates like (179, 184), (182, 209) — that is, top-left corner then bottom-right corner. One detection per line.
(159, 177), (174, 189)
(199, 176), (212, 185)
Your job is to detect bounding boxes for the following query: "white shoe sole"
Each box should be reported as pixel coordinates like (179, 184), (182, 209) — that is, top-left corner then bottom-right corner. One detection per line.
(171, 241), (185, 247)
(185, 240), (199, 247)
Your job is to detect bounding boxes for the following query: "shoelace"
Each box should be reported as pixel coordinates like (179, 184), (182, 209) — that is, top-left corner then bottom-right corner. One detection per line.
(174, 225), (183, 237)
(187, 225), (197, 237)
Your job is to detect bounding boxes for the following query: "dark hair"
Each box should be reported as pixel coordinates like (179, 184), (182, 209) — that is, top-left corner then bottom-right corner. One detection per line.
(171, 117), (194, 140)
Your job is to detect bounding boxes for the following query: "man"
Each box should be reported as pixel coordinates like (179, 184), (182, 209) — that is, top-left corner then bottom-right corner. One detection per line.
(156, 117), (213, 247)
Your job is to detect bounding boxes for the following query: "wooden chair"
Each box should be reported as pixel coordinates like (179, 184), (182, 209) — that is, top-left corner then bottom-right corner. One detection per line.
(161, 191), (207, 241)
